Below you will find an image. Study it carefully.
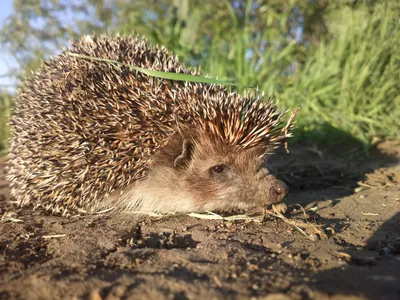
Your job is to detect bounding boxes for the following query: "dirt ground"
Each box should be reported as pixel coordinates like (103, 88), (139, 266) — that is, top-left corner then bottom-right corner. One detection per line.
(0, 141), (399, 300)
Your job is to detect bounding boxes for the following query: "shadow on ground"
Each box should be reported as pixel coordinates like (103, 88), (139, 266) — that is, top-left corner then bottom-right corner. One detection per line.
(312, 212), (400, 299)
(270, 124), (399, 204)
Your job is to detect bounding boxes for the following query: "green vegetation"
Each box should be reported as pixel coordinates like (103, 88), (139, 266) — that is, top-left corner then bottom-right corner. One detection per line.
(275, 2), (400, 144)
(0, 93), (11, 155)
(0, 0), (399, 155)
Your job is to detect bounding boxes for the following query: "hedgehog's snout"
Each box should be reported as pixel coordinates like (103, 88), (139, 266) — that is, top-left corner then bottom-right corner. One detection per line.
(268, 179), (288, 204)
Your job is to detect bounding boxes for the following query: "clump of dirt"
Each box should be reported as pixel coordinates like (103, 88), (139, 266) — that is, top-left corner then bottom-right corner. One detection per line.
(1, 141), (399, 300)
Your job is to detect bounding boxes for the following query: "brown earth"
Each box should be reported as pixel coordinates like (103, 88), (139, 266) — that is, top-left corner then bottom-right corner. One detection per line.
(0, 141), (399, 300)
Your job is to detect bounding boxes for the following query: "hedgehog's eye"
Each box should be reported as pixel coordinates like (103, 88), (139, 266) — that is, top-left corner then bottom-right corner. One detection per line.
(212, 164), (227, 174)
(208, 164), (230, 179)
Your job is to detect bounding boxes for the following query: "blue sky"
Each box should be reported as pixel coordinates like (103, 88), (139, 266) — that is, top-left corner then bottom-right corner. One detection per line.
(0, 0), (107, 92)
(0, 0), (14, 92)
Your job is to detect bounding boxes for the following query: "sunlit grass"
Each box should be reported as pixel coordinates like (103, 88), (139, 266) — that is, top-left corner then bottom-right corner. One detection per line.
(200, 1), (399, 145)
(0, 93), (11, 156)
(0, 1), (398, 156)
(277, 2), (400, 144)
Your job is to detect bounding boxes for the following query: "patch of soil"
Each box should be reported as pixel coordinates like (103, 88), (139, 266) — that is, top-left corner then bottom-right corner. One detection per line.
(1, 141), (399, 300)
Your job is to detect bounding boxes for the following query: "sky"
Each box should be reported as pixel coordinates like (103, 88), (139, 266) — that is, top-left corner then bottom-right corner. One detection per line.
(0, 0), (15, 92)
(0, 0), (111, 93)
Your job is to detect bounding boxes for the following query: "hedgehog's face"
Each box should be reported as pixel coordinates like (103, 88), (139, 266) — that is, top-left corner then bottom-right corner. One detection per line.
(181, 139), (288, 212)
(188, 159), (288, 212)
(148, 131), (288, 213)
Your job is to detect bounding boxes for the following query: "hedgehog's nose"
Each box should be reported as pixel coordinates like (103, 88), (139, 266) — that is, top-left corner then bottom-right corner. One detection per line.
(269, 180), (288, 204)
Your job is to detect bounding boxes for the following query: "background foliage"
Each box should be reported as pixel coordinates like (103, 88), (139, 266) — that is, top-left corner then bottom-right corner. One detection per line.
(0, 0), (399, 154)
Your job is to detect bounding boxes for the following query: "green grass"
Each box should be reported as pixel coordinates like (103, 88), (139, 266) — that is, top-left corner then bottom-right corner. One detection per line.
(277, 2), (400, 145)
(198, 1), (400, 146)
(0, 1), (398, 156)
(0, 93), (11, 156)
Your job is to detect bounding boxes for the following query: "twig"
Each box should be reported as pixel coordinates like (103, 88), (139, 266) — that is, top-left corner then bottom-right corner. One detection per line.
(42, 234), (67, 239)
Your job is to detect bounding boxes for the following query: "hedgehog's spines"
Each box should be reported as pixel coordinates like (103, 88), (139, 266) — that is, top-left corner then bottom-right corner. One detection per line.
(8, 34), (298, 214)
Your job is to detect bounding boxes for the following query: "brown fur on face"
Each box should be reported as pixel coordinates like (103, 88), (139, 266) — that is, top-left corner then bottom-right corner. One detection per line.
(114, 129), (288, 213)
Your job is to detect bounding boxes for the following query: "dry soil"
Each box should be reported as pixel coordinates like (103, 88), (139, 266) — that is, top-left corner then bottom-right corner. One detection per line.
(0, 141), (399, 300)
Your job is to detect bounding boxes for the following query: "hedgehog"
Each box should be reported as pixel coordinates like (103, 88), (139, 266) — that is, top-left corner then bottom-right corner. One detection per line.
(7, 34), (299, 215)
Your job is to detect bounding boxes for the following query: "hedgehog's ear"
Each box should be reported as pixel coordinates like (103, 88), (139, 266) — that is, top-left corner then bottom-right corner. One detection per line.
(173, 139), (193, 168)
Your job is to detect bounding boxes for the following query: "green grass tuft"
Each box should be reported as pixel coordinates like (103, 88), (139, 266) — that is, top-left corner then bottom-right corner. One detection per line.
(278, 2), (400, 145)
(199, 1), (399, 146)
(0, 93), (11, 156)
